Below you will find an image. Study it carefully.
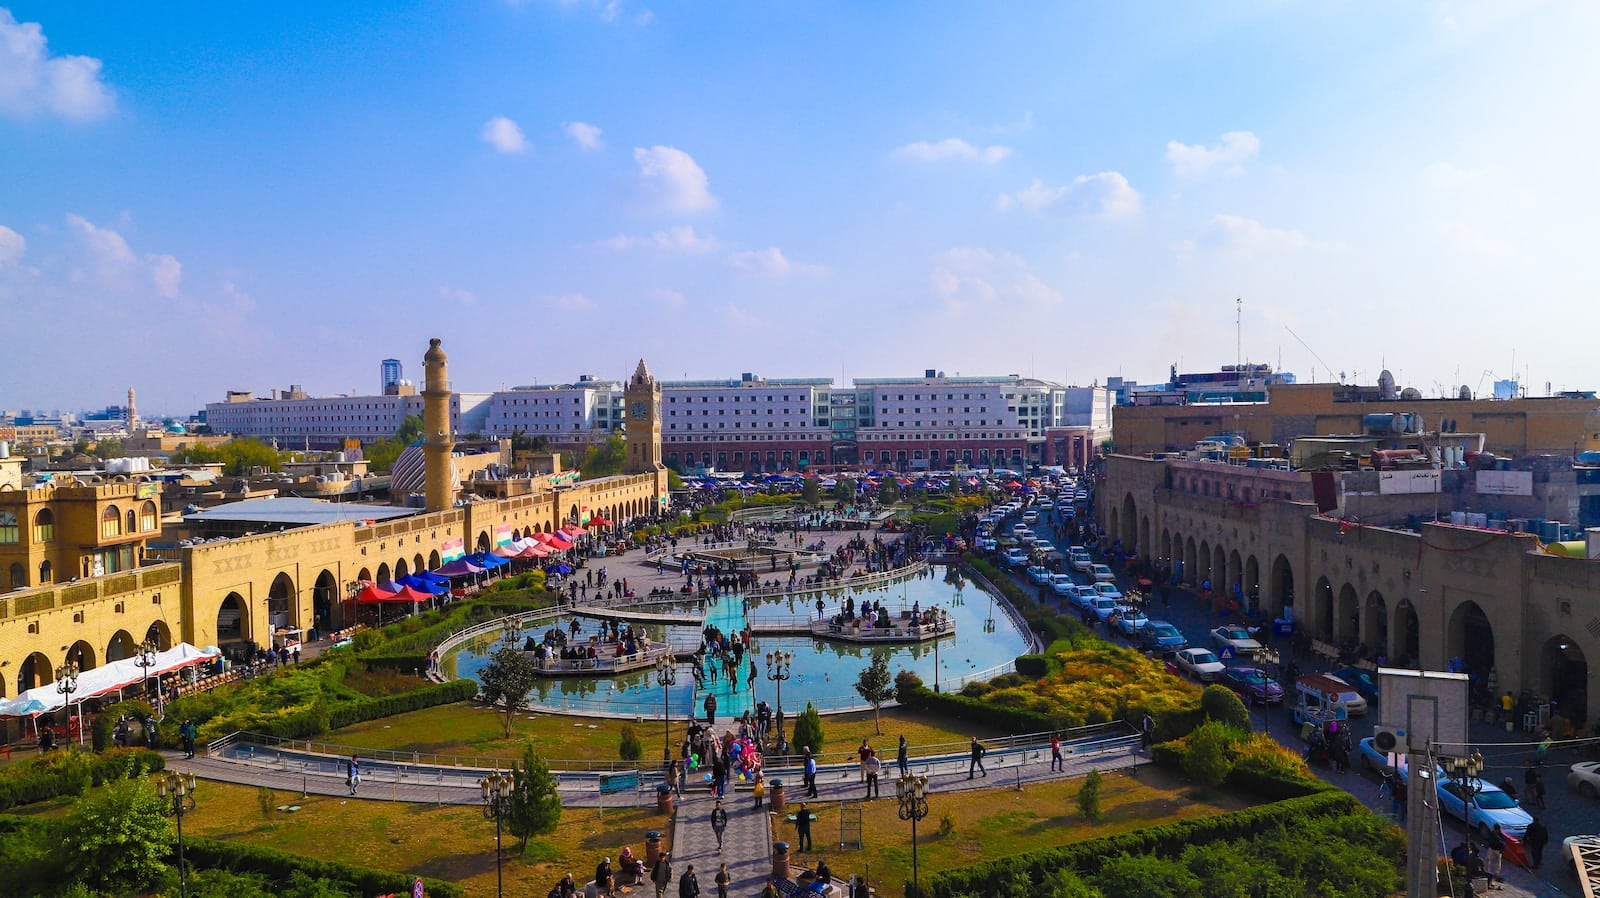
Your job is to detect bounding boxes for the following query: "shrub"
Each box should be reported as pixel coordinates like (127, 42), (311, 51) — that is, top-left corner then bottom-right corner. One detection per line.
(1199, 685), (1250, 731)
(0, 748), (166, 811)
(619, 725), (644, 762)
(183, 838), (463, 898)
(1180, 722), (1236, 789)
(791, 702), (825, 754)
(1076, 769), (1102, 821)
(1013, 654), (1050, 678)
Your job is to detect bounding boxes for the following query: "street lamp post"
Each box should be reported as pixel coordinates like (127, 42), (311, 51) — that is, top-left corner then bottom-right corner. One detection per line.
(765, 650), (792, 752)
(654, 655), (677, 762)
(1259, 646), (1280, 737)
(55, 661), (80, 747)
(156, 771), (199, 898)
(481, 771), (514, 898)
(1446, 751), (1486, 840)
(502, 616), (521, 647)
(895, 773), (930, 896)
(135, 639), (158, 701)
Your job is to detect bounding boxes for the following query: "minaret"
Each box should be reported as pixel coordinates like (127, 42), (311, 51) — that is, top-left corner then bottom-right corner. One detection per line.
(422, 338), (455, 512)
(127, 387), (138, 433)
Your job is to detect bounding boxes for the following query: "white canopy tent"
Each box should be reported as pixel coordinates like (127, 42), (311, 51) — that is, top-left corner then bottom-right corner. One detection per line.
(0, 643), (220, 718)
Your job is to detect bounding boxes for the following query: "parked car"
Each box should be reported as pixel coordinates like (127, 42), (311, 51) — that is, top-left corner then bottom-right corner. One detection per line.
(1002, 549), (1029, 568)
(1090, 564), (1116, 582)
(1025, 565), (1051, 585)
(1174, 648), (1227, 682)
(1048, 573), (1075, 596)
(1359, 737), (1410, 781)
(1219, 666), (1284, 705)
(1070, 549), (1092, 572)
(1330, 667), (1381, 703)
(1436, 777), (1531, 840)
(1115, 606), (1150, 636)
(1093, 581), (1124, 602)
(1089, 597), (1122, 623)
(1209, 624), (1264, 658)
(1070, 585), (1099, 610)
(1140, 620), (1188, 650)
(1569, 761), (1600, 799)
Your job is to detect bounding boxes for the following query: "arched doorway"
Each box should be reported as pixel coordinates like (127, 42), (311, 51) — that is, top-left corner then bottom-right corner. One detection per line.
(313, 569), (339, 633)
(1120, 493), (1137, 549)
(18, 652), (53, 692)
(1314, 577), (1334, 640)
(1213, 546), (1227, 592)
(1139, 515), (1151, 560)
(1198, 541), (1212, 587)
(38, 560), (51, 584)
(66, 640), (96, 671)
(217, 592), (248, 646)
(1268, 554), (1294, 620)
(1540, 636), (1589, 726)
(1227, 550), (1243, 598)
(145, 620), (173, 651)
(7, 561), (23, 589)
(1159, 529), (1172, 571)
(358, 567), (372, 584)
(1243, 555), (1260, 610)
(413, 553), (424, 574)
(395, 559), (409, 580)
(428, 550), (441, 569)
(1184, 537), (1197, 584)
(1391, 599), (1420, 667)
(476, 531), (491, 552)
(1336, 584), (1359, 643)
(376, 562), (391, 584)
(268, 572), (298, 632)
(1447, 601), (1495, 701)
(1362, 591), (1388, 660)
(1107, 507), (1120, 549)
(106, 629), (136, 663)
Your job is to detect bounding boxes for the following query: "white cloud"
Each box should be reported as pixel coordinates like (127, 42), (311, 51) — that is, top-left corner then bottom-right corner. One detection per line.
(1165, 131), (1260, 176)
(633, 146), (718, 213)
(0, 225), (24, 266)
(1439, 221), (1517, 260)
(482, 116), (529, 154)
(1423, 162), (1488, 189)
(928, 247), (1062, 316)
(66, 213), (182, 297)
(1179, 214), (1322, 259)
(0, 10), (115, 122)
(596, 226), (719, 254)
(892, 138), (1012, 164)
(563, 121), (604, 151)
(543, 292), (594, 310)
(727, 247), (828, 278)
(649, 288), (685, 308)
(996, 172), (1141, 219)
(220, 280), (257, 313)
(438, 285), (476, 305)
(721, 303), (764, 330)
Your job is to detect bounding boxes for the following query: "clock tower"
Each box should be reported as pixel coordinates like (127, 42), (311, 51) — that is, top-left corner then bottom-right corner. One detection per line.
(624, 358), (664, 475)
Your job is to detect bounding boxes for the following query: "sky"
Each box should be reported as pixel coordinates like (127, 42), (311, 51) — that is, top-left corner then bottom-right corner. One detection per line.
(2, 1), (1598, 416)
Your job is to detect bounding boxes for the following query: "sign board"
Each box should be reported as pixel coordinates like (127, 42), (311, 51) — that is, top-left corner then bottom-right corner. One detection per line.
(1477, 470), (1534, 496)
(1378, 469), (1440, 495)
(136, 482), (160, 499)
(1217, 645), (1236, 660)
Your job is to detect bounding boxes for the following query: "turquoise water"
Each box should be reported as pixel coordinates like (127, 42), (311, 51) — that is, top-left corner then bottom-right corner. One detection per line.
(448, 566), (1030, 717)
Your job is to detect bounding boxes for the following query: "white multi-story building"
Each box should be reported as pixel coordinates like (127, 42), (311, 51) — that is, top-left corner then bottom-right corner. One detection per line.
(204, 391), (491, 448)
(481, 375), (623, 447)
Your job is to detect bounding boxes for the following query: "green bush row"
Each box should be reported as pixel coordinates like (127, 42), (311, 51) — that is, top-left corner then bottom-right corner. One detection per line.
(0, 748), (166, 811)
(242, 679), (481, 739)
(183, 836), (463, 898)
(929, 789), (1364, 898)
(1148, 736), (1330, 802)
(896, 683), (1059, 733)
(1012, 654), (1050, 678)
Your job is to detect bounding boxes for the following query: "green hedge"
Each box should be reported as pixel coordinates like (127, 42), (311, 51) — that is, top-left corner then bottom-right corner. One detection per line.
(1013, 654), (1050, 678)
(183, 836), (463, 898)
(896, 684), (1059, 733)
(357, 653), (432, 673)
(0, 748), (166, 811)
(1149, 737), (1331, 802)
(930, 789), (1364, 898)
(245, 679), (481, 739)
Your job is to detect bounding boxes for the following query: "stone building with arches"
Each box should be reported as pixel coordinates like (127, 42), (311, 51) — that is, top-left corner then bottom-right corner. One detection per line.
(1103, 453), (1600, 726)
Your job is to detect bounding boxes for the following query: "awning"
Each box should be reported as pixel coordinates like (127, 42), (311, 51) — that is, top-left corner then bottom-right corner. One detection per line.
(588, 516), (613, 528)
(466, 552), (508, 569)
(0, 643), (220, 718)
(356, 583), (434, 604)
(400, 574), (449, 594)
(434, 559), (485, 577)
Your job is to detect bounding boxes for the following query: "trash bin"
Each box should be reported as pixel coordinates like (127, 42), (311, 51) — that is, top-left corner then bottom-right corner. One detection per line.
(772, 840), (791, 881)
(645, 830), (663, 868)
(770, 778), (786, 814)
(656, 783), (674, 815)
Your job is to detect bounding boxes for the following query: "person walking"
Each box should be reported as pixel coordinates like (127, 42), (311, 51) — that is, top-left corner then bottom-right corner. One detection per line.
(752, 771), (766, 809)
(856, 739), (874, 783)
(795, 802), (814, 852)
(803, 747), (819, 798)
(346, 755), (361, 795)
(678, 864), (699, 898)
(863, 752), (881, 799)
(667, 757), (682, 797)
(179, 719), (199, 760)
(1141, 713), (1155, 750)
(1531, 768), (1548, 809)
(968, 736), (987, 779)
(710, 800), (728, 851)
(1050, 733), (1064, 772)
(1525, 817), (1549, 869)
(897, 735), (909, 777)
(704, 692), (717, 725)
(1485, 824), (1506, 884)
(714, 863), (731, 898)
(650, 852), (672, 898)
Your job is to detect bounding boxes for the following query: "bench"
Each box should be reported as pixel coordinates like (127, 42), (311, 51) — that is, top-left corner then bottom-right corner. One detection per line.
(598, 771), (640, 795)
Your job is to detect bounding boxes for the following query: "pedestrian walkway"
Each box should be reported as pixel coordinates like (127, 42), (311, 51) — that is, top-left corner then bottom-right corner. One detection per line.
(670, 792), (772, 897)
(698, 593), (754, 723)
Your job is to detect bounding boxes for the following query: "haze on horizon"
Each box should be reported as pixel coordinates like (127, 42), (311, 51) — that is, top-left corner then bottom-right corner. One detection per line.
(3, 2), (1597, 416)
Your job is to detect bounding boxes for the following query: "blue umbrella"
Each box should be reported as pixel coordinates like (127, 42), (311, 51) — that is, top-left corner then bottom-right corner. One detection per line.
(548, 563), (573, 575)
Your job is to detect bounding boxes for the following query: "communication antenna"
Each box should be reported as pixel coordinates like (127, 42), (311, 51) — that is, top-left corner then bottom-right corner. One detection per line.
(1235, 298), (1242, 372)
(1284, 325), (1333, 385)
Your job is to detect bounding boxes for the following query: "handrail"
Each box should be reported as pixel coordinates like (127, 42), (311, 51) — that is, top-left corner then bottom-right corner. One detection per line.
(744, 560), (929, 600)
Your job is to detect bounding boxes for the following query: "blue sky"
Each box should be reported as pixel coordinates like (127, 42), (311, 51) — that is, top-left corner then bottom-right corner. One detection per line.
(3, 1), (1597, 415)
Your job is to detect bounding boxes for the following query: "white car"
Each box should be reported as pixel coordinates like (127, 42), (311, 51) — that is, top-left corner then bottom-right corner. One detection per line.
(1090, 564), (1115, 583)
(1093, 582), (1124, 602)
(1070, 584), (1099, 610)
(1174, 648), (1227, 682)
(1089, 597), (1121, 623)
(1569, 761), (1600, 799)
(1070, 550), (1092, 573)
(1437, 777), (1531, 840)
(1209, 625), (1264, 658)
(1025, 565), (1051, 585)
(1115, 606), (1149, 635)
(1021, 511), (1039, 525)
(975, 537), (997, 551)
(1048, 573), (1075, 596)
(1002, 549), (1029, 568)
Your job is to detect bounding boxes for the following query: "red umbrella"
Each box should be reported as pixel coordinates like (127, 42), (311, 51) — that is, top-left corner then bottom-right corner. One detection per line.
(588, 516), (613, 528)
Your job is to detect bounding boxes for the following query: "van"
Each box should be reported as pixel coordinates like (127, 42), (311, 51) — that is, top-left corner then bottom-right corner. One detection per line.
(1291, 673), (1368, 726)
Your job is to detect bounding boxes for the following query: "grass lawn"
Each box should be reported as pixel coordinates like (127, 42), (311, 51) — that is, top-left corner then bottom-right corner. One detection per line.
(780, 766), (1257, 890)
(325, 704), (1013, 769)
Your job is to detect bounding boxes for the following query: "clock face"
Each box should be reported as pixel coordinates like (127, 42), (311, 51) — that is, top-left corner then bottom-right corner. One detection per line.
(630, 401), (647, 418)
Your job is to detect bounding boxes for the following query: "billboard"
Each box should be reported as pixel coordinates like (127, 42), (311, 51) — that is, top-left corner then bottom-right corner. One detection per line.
(1378, 470), (1440, 495)
(1477, 470), (1533, 496)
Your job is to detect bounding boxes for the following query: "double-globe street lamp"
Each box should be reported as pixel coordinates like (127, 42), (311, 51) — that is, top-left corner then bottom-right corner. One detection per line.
(156, 771), (199, 898)
(765, 650), (793, 752)
(481, 771), (514, 898)
(1446, 750), (1486, 840)
(896, 773), (931, 896)
(1258, 646), (1281, 736)
(55, 661), (81, 747)
(654, 654), (677, 762)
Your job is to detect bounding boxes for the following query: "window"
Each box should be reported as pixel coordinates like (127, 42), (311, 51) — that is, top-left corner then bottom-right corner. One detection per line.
(33, 508), (54, 543)
(0, 510), (17, 543)
(140, 502), (158, 531)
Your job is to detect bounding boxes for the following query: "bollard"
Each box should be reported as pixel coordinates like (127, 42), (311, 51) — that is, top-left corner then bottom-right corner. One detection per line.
(656, 783), (674, 815)
(645, 830), (663, 868)
(772, 840), (791, 882)
(770, 778), (786, 814)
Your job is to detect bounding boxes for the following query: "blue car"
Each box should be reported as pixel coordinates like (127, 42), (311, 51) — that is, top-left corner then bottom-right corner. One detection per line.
(1140, 620), (1187, 651)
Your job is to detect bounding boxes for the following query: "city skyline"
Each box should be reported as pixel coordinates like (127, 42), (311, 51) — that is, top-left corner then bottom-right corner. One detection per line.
(4, 2), (1598, 414)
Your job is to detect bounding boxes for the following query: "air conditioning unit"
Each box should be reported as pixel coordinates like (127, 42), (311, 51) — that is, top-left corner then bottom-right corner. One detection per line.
(1373, 726), (1408, 753)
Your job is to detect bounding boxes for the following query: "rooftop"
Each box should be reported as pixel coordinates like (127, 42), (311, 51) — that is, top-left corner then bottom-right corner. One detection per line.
(182, 496), (417, 527)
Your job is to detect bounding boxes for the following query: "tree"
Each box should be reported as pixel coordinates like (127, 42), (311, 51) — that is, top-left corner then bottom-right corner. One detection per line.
(579, 434), (627, 479)
(877, 478), (901, 506)
(478, 647), (541, 737)
(1181, 721), (1236, 789)
(853, 653), (896, 734)
(58, 777), (173, 893)
(833, 477), (856, 503)
(791, 702), (825, 754)
(1200, 684), (1251, 731)
(394, 414), (425, 445)
(505, 743), (562, 852)
(1076, 769), (1102, 821)
(619, 725), (644, 761)
(1090, 853), (1201, 898)
(801, 477), (821, 507)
